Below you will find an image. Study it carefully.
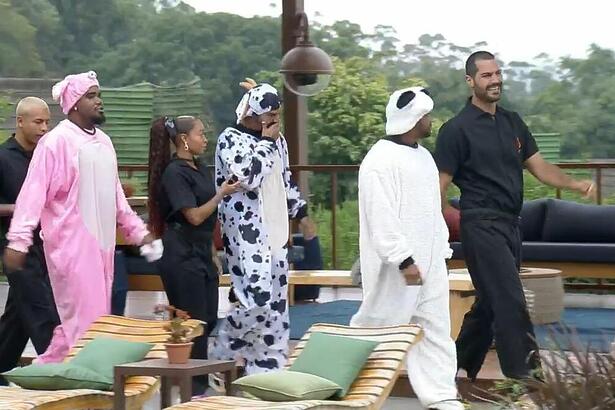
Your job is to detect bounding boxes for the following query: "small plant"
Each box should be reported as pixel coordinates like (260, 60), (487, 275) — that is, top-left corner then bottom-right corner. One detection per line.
(486, 327), (615, 409)
(490, 378), (531, 405)
(154, 304), (203, 344)
(533, 331), (615, 410)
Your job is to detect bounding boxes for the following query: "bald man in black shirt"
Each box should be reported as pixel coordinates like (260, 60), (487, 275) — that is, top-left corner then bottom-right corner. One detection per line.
(0, 97), (59, 382)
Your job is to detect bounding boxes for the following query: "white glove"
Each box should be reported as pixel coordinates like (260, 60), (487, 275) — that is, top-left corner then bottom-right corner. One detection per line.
(140, 239), (163, 262)
(443, 246), (453, 260)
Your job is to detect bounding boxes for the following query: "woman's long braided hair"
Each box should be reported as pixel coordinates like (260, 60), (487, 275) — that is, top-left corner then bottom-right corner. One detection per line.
(147, 116), (196, 237)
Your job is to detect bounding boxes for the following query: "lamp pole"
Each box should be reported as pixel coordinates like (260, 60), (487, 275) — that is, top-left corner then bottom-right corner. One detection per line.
(281, 0), (308, 176)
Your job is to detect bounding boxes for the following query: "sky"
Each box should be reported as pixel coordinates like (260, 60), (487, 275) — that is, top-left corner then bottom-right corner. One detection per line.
(183, 0), (613, 63)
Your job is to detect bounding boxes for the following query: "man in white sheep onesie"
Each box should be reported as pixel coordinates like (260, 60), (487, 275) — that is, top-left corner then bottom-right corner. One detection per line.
(351, 86), (463, 410)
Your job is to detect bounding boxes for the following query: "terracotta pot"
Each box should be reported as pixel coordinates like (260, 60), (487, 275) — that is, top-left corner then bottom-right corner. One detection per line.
(165, 342), (193, 364)
(121, 184), (135, 198)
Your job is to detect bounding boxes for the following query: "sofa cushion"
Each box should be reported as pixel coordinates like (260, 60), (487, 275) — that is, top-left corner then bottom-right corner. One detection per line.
(71, 337), (153, 381)
(520, 199), (548, 241)
(522, 242), (615, 263)
(2, 363), (113, 390)
(448, 198), (460, 210)
(543, 199), (615, 243)
(289, 332), (379, 397)
(213, 221), (224, 251)
(443, 207), (461, 242)
(450, 241), (615, 263)
(232, 370), (341, 401)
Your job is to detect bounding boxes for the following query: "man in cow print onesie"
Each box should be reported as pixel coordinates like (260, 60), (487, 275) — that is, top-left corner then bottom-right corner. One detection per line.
(211, 82), (310, 374)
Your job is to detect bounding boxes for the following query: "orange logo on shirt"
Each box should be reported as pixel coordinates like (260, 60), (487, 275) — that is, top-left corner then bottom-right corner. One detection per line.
(515, 137), (522, 153)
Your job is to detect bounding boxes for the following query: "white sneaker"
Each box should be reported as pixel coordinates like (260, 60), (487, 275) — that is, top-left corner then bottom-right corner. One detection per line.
(427, 399), (466, 410)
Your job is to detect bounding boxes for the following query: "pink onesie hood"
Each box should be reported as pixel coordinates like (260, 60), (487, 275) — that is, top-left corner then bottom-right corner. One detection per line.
(52, 71), (100, 114)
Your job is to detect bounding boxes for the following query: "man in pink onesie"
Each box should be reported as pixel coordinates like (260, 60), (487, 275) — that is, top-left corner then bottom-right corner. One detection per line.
(3, 71), (159, 363)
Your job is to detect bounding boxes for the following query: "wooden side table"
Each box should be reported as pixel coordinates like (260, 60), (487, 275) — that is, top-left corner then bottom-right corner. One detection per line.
(448, 272), (476, 340)
(113, 358), (236, 410)
(220, 270), (355, 305)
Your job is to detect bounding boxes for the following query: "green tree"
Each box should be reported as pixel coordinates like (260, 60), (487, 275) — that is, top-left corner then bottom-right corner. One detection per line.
(9, 0), (70, 75)
(305, 57), (388, 204)
(48, 0), (155, 65)
(308, 56), (388, 165)
(6, 0), (615, 164)
(0, 1), (45, 76)
(530, 45), (615, 158)
(0, 94), (11, 142)
(92, 9), (281, 130)
(311, 20), (370, 60)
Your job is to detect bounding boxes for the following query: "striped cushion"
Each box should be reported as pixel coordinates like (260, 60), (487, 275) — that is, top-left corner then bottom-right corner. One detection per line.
(166, 323), (422, 410)
(0, 315), (202, 410)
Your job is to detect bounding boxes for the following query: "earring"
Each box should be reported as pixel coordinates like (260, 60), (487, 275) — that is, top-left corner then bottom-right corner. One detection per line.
(183, 141), (189, 151)
(74, 106), (78, 111)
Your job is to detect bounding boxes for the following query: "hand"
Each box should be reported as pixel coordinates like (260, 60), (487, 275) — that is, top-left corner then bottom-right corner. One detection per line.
(261, 121), (280, 140)
(141, 233), (155, 246)
(3, 248), (26, 272)
(0, 204), (15, 217)
(573, 179), (597, 200)
(239, 77), (257, 91)
(140, 239), (163, 262)
(401, 264), (422, 286)
(299, 217), (317, 240)
(220, 179), (241, 196)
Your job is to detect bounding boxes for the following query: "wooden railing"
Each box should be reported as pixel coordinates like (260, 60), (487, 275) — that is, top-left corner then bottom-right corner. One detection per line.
(555, 162), (615, 204)
(119, 163), (359, 268)
(119, 162), (615, 269)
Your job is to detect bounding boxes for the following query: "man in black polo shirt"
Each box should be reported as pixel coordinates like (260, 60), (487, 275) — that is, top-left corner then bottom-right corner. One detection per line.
(435, 51), (594, 380)
(0, 97), (59, 382)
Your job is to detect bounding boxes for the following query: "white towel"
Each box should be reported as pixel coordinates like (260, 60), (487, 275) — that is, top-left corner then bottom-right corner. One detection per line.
(140, 239), (164, 262)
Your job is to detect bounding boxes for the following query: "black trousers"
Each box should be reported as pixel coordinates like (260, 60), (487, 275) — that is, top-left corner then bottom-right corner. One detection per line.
(159, 227), (219, 395)
(111, 250), (128, 316)
(456, 210), (540, 380)
(0, 243), (60, 384)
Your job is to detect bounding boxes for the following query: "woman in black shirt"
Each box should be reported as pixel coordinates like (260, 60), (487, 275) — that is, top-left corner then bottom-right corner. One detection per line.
(147, 116), (237, 393)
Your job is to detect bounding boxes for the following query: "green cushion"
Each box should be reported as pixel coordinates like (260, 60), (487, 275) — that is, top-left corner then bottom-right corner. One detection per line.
(71, 337), (152, 380)
(289, 332), (379, 397)
(2, 363), (113, 390)
(232, 370), (342, 401)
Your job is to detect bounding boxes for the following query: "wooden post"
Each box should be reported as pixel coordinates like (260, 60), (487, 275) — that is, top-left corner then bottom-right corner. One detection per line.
(282, 0), (309, 195)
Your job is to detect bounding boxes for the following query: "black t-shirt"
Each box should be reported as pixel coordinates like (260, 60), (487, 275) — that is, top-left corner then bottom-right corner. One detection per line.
(159, 156), (217, 235)
(435, 99), (539, 216)
(0, 136), (40, 247)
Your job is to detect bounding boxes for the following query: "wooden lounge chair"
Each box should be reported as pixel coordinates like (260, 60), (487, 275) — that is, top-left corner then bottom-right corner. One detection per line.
(165, 323), (422, 410)
(0, 314), (201, 410)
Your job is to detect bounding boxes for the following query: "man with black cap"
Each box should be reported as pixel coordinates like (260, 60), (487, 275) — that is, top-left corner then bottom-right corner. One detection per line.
(351, 87), (462, 410)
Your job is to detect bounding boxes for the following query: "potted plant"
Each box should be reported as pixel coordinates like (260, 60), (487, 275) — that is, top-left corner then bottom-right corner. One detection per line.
(121, 180), (136, 198)
(154, 304), (204, 364)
